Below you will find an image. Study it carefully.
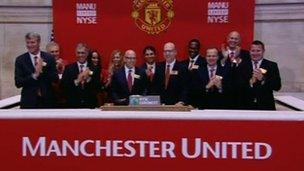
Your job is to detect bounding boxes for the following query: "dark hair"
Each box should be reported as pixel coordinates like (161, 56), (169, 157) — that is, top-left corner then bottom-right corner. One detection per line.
(189, 39), (201, 49)
(252, 40), (265, 50)
(88, 49), (102, 67)
(143, 45), (156, 55)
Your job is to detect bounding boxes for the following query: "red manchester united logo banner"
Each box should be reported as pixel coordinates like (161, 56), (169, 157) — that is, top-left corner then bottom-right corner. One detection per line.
(53, 0), (254, 65)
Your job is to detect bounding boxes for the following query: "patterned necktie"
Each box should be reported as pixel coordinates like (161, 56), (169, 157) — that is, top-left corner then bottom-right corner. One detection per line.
(254, 61), (258, 69)
(79, 64), (84, 73)
(127, 69), (133, 92)
(165, 64), (170, 89)
(209, 67), (215, 79)
(34, 56), (38, 66)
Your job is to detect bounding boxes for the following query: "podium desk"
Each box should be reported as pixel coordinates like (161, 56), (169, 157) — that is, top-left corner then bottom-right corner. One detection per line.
(100, 105), (193, 111)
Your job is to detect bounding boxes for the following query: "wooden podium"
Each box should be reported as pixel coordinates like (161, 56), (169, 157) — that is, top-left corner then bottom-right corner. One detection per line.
(100, 105), (193, 111)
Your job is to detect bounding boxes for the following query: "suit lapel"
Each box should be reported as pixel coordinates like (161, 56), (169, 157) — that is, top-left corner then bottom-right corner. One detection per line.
(25, 53), (35, 72)
(118, 69), (129, 93)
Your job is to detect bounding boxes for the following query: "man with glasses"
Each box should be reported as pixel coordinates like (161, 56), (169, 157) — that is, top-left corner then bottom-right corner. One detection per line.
(110, 50), (148, 105)
(158, 42), (187, 105)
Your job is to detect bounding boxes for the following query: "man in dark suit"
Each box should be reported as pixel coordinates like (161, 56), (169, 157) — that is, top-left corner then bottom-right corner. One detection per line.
(158, 42), (187, 105)
(188, 48), (231, 109)
(15, 32), (58, 109)
(46, 41), (67, 108)
(181, 39), (206, 108)
(181, 39), (206, 71)
(61, 43), (101, 108)
(245, 40), (281, 110)
(219, 31), (250, 67)
(110, 50), (147, 105)
(140, 46), (162, 95)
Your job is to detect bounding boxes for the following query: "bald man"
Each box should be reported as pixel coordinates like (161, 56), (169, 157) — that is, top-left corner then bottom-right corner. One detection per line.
(110, 50), (148, 105)
(157, 42), (188, 105)
(219, 31), (250, 67)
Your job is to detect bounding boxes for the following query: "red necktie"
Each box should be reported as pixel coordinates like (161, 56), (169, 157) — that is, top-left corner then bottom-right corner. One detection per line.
(165, 64), (170, 89)
(148, 66), (154, 82)
(229, 52), (235, 60)
(127, 69), (132, 92)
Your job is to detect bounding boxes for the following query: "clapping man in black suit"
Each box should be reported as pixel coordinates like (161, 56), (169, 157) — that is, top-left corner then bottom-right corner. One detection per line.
(15, 32), (58, 108)
(110, 50), (147, 105)
(246, 40), (281, 110)
(61, 43), (101, 108)
(219, 31), (250, 67)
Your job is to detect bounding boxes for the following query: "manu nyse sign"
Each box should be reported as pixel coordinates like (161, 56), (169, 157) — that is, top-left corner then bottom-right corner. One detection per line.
(0, 111), (304, 171)
(53, 0), (254, 66)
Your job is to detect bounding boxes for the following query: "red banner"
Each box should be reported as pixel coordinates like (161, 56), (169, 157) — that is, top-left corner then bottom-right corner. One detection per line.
(53, 0), (254, 66)
(0, 111), (304, 170)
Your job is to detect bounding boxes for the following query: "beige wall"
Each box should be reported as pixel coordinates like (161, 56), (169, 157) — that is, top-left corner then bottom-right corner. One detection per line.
(0, 0), (303, 99)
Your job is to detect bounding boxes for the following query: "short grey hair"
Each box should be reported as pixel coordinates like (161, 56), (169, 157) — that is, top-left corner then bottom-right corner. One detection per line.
(25, 32), (41, 42)
(76, 42), (89, 51)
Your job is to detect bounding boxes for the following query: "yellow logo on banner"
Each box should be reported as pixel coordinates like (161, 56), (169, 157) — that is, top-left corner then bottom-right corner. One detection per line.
(132, 0), (174, 34)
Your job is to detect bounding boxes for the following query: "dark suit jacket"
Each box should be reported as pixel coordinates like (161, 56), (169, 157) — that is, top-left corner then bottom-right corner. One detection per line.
(245, 59), (281, 110)
(61, 62), (101, 108)
(15, 51), (58, 108)
(140, 63), (162, 96)
(157, 61), (188, 105)
(187, 63), (231, 109)
(180, 55), (206, 70)
(110, 67), (148, 105)
(224, 59), (252, 109)
(219, 49), (251, 65)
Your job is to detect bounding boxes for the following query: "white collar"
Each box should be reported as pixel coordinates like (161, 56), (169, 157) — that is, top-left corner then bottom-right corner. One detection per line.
(166, 59), (176, 68)
(146, 62), (155, 68)
(77, 61), (87, 67)
(124, 65), (135, 73)
(207, 64), (217, 70)
(189, 55), (199, 62)
(29, 51), (41, 59)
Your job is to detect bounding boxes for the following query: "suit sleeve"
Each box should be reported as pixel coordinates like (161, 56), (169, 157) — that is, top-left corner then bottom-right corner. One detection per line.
(14, 57), (37, 88)
(44, 55), (59, 84)
(262, 62), (281, 91)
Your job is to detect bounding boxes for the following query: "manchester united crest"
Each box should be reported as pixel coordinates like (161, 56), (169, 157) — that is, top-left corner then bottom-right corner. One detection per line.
(131, 0), (174, 34)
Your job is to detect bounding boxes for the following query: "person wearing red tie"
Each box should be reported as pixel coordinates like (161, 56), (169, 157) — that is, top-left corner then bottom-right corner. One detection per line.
(61, 43), (101, 108)
(157, 42), (187, 105)
(14, 32), (58, 109)
(203, 48), (231, 109)
(110, 50), (147, 105)
(219, 31), (250, 67)
(140, 46), (162, 95)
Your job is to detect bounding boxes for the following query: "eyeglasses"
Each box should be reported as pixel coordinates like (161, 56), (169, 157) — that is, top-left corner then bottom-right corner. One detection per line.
(164, 50), (175, 54)
(125, 56), (136, 60)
